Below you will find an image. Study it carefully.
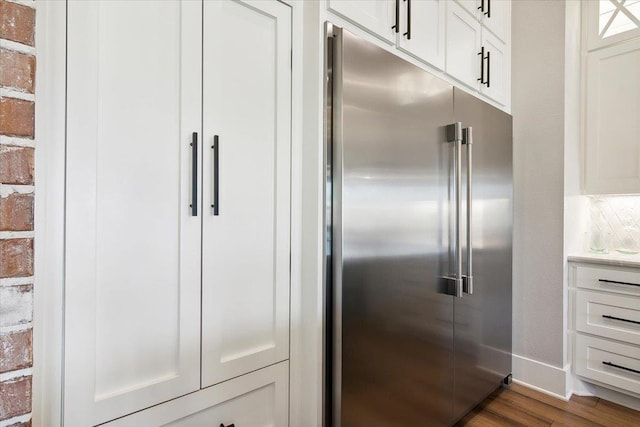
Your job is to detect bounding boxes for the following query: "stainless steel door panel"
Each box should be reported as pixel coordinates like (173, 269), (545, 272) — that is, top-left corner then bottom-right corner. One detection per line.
(333, 28), (455, 427)
(452, 89), (513, 421)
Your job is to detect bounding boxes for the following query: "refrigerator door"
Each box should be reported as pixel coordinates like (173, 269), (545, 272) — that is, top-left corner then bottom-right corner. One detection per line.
(332, 28), (456, 426)
(453, 88), (513, 421)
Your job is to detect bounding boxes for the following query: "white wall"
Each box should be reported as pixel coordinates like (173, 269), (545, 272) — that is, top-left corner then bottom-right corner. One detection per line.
(512, 0), (568, 394)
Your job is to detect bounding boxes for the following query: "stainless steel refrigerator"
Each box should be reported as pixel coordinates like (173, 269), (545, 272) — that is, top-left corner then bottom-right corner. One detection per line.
(325, 26), (513, 426)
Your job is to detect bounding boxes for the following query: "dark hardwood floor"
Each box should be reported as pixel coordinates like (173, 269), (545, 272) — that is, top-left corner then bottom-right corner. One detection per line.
(455, 383), (640, 427)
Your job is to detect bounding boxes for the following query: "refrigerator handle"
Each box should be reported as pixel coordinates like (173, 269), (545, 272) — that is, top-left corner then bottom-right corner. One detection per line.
(463, 127), (473, 295)
(447, 123), (464, 298)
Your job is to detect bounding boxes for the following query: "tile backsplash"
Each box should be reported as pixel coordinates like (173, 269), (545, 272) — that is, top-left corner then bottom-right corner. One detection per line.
(588, 195), (640, 254)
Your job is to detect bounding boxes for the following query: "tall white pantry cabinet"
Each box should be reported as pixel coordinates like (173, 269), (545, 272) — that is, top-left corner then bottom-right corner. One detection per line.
(63, 1), (292, 425)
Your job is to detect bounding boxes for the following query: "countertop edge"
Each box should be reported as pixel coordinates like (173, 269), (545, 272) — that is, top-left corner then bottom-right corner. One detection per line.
(568, 254), (640, 268)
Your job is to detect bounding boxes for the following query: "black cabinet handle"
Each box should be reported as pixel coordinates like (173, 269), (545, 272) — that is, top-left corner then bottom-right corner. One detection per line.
(219, 424), (235, 427)
(403, 0), (411, 40)
(212, 135), (219, 216)
(478, 0), (484, 13)
(485, 0), (491, 18)
(190, 132), (198, 216)
(602, 361), (640, 375)
(477, 46), (485, 85)
(392, 0), (399, 33)
(599, 279), (640, 288)
(486, 50), (490, 88)
(602, 314), (640, 325)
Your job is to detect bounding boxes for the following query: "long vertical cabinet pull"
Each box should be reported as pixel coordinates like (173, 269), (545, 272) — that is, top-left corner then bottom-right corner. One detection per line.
(191, 132), (198, 216)
(211, 135), (219, 216)
(486, 51), (491, 88)
(392, 0), (400, 33)
(463, 127), (473, 295)
(485, 0), (491, 18)
(478, 0), (485, 13)
(403, 0), (411, 40)
(447, 123), (464, 297)
(477, 46), (485, 85)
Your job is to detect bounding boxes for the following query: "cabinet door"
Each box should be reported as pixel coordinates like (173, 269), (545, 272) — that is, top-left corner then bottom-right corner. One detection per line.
(104, 362), (289, 427)
(446, 0), (482, 91)
(585, 38), (640, 194)
(397, 0), (446, 70)
(201, 0), (291, 387)
(480, 29), (507, 106)
(65, 1), (202, 425)
(328, 0), (395, 44)
(481, 0), (509, 43)
(456, 0), (480, 19)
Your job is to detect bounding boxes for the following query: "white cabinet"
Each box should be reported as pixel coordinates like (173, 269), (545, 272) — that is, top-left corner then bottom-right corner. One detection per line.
(327, 0), (395, 43)
(446, 0), (509, 106)
(329, 0), (446, 70)
(397, 0), (446, 70)
(446, 1), (482, 91)
(570, 261), (640, 398)
(64, 0), (291, 425)
(584, 38), (640, 195)
(201, 0), (291, 387)
(454, 0), (509, 42)
(480, 29), (507, 105)
(105, 362), (289, 427)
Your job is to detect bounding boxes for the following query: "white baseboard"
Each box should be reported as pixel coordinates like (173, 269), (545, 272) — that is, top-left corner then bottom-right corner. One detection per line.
(512, 353), (571, 400)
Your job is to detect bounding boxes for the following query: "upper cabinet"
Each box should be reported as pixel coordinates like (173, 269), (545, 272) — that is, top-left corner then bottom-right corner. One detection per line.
(584, 38), (640, 194)
(445, 0), (510, 106)
(584, 0), (640, 51)
(327, 0), (511, 109)
(583, 1), (640, 194)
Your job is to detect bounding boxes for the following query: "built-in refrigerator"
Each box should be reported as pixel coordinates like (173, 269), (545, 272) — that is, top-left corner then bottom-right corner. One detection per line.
(326, 26), (513, 426)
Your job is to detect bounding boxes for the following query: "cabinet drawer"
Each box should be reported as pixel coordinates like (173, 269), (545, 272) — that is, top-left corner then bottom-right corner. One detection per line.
(105, 361), (289, 426)
(575, 334), (640, 395)
(574, 264), (640, 297)
(576, 290), (640, 345)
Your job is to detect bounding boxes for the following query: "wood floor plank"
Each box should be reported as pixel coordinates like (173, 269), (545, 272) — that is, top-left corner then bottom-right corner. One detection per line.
(509, 383), (639, 427)
(496, 388), (602, 427)
(455, 407), (528, 427)
(569, 394), (599, 408)
(482, 394), (551, 427)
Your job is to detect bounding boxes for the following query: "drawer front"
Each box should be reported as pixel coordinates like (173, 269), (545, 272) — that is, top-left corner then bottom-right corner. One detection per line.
(575, 334), (640, 395)
(574, 264), (640, 297)
(576, 290), (640, 345)
(105, 361), (289, 427)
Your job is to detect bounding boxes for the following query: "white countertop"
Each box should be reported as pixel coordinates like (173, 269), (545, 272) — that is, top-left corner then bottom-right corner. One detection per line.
(568, 252), (640, 268)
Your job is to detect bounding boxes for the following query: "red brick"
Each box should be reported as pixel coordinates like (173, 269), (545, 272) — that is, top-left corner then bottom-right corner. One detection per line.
(0, 193), (33, 231)
(0, 98), (34, 138)
(0, 330), (32, 373)
(0, 239), (33, 278)
(0, 1), (35, 46)
(0, 146), (34, 185)
(0, 49), (35, 93)
(0, 376), (31, 420)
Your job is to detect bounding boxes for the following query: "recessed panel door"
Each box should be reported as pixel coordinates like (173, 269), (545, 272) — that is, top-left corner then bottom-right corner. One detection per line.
(65, 1), (202, 425)
(201, 0), (291, 387)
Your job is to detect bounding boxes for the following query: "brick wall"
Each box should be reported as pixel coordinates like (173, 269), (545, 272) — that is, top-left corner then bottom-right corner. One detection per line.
(0, 0), (36, 425)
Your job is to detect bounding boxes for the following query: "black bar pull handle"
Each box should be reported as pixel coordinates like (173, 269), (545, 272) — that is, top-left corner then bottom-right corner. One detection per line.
(212, 135), (219, 216)
(602, 361), (640, 375)
(219, 424), (235, 427)
(599, 279), (640, 288)
(403, 0), (411, 40)
(190, 132), (198, 216)
(477, 46), (485, 85)
(478, 0), (484, 12)
(602, 314), (640, 325)
(485, 0), (491, 18)
(486, 50), (491, 88)
(392, 0), (400, 33)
